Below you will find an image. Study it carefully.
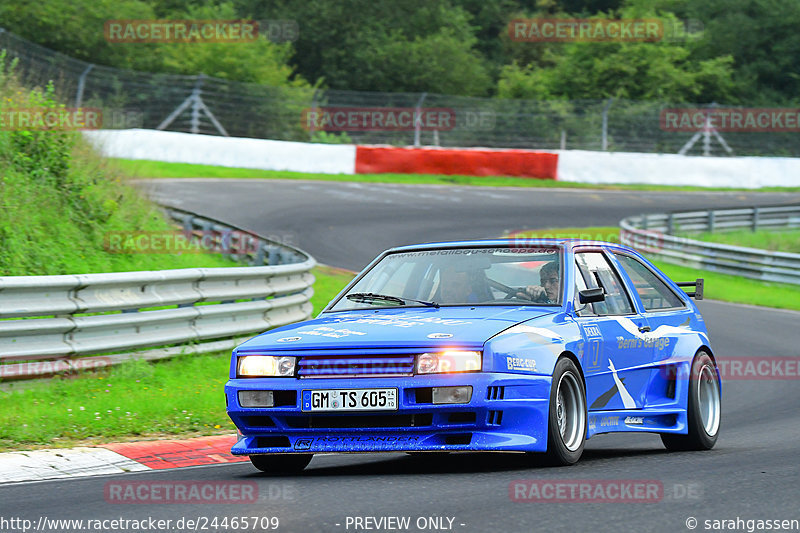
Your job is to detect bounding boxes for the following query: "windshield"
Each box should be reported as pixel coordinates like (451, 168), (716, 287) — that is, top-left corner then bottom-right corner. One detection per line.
(329, 246), (563, 311)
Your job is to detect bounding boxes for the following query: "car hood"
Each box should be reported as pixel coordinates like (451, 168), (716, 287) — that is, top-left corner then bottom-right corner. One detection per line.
(236, 306), (558, 352)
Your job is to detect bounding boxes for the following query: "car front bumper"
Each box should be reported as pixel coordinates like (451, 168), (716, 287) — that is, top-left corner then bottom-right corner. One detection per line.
(225, 373), (551, 455)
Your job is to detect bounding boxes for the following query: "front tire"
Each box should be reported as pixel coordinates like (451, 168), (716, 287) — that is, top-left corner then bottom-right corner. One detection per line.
(249, 454), (313, 474)
(538, 357), (587, 466)
(661, 351), (721, 451)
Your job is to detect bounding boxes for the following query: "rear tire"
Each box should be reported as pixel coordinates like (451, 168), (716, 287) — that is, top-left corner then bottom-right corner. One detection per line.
(249, 454), (313, 474)
(661, 351), (721, 451)
(533, 357), (587, 466)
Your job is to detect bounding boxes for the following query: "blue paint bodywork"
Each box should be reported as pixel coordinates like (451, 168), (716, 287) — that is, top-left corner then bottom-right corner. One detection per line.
(225, 240), (717, 456)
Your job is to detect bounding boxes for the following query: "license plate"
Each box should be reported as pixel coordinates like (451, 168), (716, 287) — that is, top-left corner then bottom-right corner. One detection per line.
(301, 388), (398, 412)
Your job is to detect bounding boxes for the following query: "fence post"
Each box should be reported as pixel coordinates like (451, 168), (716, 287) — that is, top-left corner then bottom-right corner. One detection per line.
(601, 98), (613, 151)
(309, 88), (320, 141)
(413, 92), (427, 147)
(190, 75), (205, 134)
(75, 64), (95, 108)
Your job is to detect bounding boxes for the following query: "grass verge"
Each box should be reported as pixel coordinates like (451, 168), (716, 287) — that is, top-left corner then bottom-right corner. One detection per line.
(515, 226), (800, 312)
(0, 266), (355, 451)
(680, 229), (800, 254)
(114, 158), (800, 193)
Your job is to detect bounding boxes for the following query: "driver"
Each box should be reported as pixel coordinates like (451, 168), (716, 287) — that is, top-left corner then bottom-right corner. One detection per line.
(440, 266), (483, 303)
(517, 261), (560, 304)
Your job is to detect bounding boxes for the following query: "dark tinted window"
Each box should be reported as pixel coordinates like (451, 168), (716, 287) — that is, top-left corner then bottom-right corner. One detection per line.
(614, 254), (685, 311)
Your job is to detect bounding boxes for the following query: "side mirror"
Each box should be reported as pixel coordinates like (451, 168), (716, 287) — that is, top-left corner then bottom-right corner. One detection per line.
(579, 288), (605, 304)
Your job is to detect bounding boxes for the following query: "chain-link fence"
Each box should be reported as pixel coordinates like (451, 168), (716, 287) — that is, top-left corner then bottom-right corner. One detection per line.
(2, 27), (798, 156)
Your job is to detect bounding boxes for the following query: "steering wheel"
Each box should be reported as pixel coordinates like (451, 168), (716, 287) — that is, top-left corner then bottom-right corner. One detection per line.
(487, 277), (530, 300)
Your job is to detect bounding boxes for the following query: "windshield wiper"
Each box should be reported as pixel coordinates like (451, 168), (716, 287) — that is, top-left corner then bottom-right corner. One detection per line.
(345, 292), (439, 307)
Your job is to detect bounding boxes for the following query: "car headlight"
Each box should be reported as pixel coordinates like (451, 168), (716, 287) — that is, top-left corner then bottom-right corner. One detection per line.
(237, 355), (296, 377)
(415, 351), (482, 374)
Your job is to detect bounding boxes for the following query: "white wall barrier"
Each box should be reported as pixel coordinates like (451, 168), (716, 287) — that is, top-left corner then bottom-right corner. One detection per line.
(84, 129), (356, 175)
(557, 150), (800, 189)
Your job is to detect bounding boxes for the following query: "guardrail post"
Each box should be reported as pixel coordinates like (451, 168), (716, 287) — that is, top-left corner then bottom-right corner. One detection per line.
(708, 210), (715, 233)
(641, 215), (649, 230)
(667, 213), (674, 235)
(255, 243), (266, 265)
(752, 207), (760, 232)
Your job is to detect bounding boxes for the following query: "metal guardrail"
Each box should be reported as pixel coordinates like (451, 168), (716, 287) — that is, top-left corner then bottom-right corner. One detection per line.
(0, 208), (316, 381)
(620, 205), (800, 285)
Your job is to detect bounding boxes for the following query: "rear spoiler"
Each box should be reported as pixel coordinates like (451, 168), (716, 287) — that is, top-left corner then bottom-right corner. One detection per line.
(676, 279), (704, 300)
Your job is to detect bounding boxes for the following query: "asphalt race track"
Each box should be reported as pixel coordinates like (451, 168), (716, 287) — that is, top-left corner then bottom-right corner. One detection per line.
(4, 179), (800, 533)
(144, 179), (799, 270)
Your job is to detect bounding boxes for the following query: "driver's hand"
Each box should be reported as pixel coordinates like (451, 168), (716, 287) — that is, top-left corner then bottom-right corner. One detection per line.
(517, 285), (547, 301)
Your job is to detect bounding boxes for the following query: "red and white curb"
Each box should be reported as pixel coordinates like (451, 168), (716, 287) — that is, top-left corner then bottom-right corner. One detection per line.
(0, 435), (245, 484)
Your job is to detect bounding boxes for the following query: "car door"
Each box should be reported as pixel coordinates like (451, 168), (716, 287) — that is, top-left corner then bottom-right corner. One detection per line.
(574, 250), (652, 411)
(612, 252), (694, 405)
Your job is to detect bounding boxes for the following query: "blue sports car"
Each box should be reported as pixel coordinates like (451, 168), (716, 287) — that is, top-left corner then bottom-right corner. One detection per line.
(225, 240), (721, 473)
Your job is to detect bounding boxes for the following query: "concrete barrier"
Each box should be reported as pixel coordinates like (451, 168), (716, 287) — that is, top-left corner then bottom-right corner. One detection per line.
(84, 129), (799, 188)
(84, 129), (356, 175)
(557, 150), (800, 188)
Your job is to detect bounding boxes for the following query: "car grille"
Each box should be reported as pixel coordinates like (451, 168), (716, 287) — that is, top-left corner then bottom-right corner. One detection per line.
(297, 354), (415, 378)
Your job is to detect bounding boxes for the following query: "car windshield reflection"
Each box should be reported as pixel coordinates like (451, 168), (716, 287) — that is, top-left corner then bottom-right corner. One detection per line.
(329, 245), (563, 310)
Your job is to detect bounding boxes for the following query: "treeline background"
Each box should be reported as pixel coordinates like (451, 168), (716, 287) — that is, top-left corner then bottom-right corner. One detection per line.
(1, 0), (797, 105)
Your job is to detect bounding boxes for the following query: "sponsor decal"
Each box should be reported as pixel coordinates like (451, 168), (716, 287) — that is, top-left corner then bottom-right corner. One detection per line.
(328, 314), (471, 328)
(427, 333), (454, 339)
(506, 357), (537, 372)
(624, 416), (644, 425)
(293, 438), (313, 451)
(276, 336), (301, 342)
(295, 327), (367, 338)
(589, 415), (620, 430)
(590, 359), (637, 409)
(581, 322), (603, 370)
(617, 336), (671, 350)
(583, 325), (601, 338)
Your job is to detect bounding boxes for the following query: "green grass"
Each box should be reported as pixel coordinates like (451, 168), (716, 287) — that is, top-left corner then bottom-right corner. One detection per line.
(0, 65), (244, 276)
(681, 229), (800, 254)
(0, 265), (355, 451)
(114, 158), (800, 193)
(514, 226), (800, 312)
